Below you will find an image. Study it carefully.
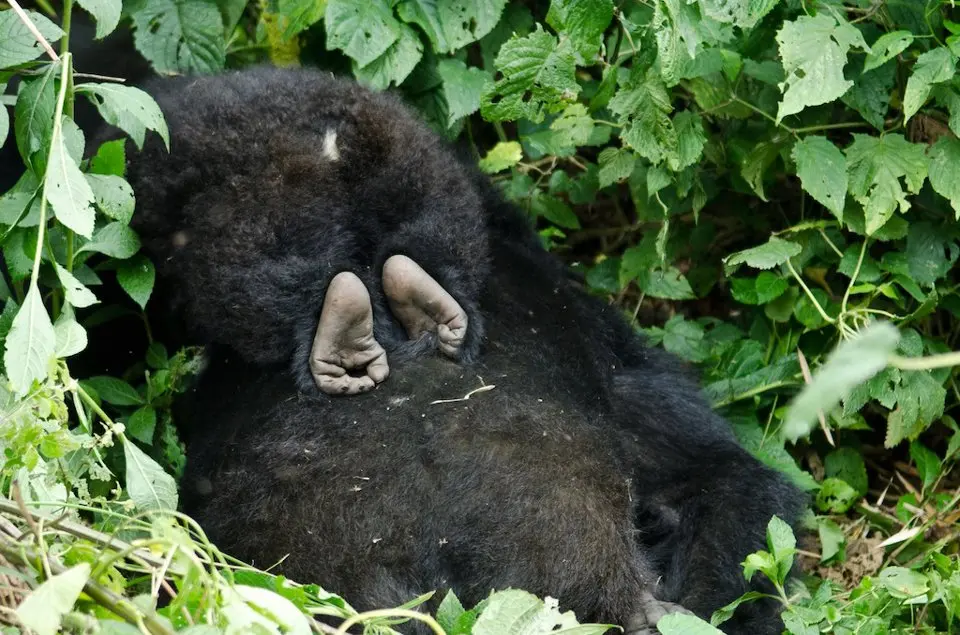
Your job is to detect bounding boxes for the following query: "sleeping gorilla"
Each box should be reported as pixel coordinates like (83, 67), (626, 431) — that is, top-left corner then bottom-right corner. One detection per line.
(109, 68), (804, 633)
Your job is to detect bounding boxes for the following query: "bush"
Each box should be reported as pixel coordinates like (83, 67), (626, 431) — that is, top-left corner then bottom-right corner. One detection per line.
(1, 0), (958, 633)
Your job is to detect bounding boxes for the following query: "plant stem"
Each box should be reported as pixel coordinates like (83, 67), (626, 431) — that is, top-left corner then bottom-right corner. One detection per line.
(889, 351), (960, 371)
(786, 259), (836, 324)
(841, 239), (868, 315)
(334, 609), (445, 635)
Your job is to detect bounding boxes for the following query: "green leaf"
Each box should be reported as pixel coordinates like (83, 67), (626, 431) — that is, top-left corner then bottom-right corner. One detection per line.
(658, 613), (725, 635)
(909, 441), (940, 491)
(877, 567), (928, 599)
(45, 124), (96, 238)
(886, 370), (946, 447)
(532, 192), (580, 229)
(637, 267), (695, 300)
(129, 0), (225, 74)
(84, 376), (144, 406)
(14, 69), (56, 168)
(78, 83), (169, 150)
(3, 284), (55, 394)
(755, 271), (788, 303)
(817, 518), (844, 562)
(127, 405), (157, 444)
(436, 591), (468, 634)
(699, 0), (778, 30)
(824, 447), (868, 496)
(816, 477), (858, 513)
(927, 136), (960, 218)
(15, 564), (90, 635)
(597, 147), (636, 188)
(739, 139), (785, 201)
(353, 22), (422, 90)
(53, 305), (87, 358)
(325, 0), (398, 66)
(275, 0), (327, 37)
(905, 221), (959, 287)
(903, 47), (956, 121)
(55, 263), (98, 309)
(397, 0), (506, 54)
(672, 111), (705, 171)
(660, 315), (709, 363)
(609, 67), (676, 165)
(437, 59), (490, 126)
(77, 0), (123, 39)
(653, 0), (701, 86)
(89, 138), (127, 176)
(86, 173), (136, 224)
(724, 236), (801, 273)
(480, 26), (579, 123)
(473, 589), (611, 635)
(845, 134), (928, 234)
(775, 13), (868, 122)
(0, 9), (63, 69)
(123, 436), (178, 510)
(0, 96), (8, 148)
(117, 255), (156, 309)
(77, 222), (141, 258)
(793, 136), (847, 220)
(478, 141), (522, 174)
(783, 322), (900, 442)
(546, 0), (613, 61)
(841, 61), (895, 130)
(864, 30), (913, 72)
(766, 515), (796, 582)
(146, 341), (168, 369)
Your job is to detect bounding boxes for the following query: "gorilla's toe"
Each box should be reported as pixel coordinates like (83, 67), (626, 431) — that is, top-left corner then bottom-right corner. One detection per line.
(382, 254), (468, 358)
(624, 593), (695, 635)
(310, 271), (389, 395)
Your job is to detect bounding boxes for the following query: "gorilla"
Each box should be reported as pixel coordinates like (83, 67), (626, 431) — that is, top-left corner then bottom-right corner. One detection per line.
(108, 67), (805, 634)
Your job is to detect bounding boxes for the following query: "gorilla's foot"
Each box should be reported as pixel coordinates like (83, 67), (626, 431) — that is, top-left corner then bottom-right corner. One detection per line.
(310, 272), (389, 395)
(382, 254), (468, 358)
(624, 593), (695, 635)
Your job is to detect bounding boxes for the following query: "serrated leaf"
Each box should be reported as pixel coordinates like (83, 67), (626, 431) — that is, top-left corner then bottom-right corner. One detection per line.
(783, 322), (900, 442)
(845, 134), (928, 234)
(909, 441), (940, 491)
(77, 222), (141, 258)
(927, 136), (960, 218)
(672, 111), (705, 171)
(0, 9), (63, 69)
(3, 284), (55, 394)
(841, 61), (895, 130)
(658, 613), (724, 635)
(473, 589), (610, 635)
(123, 435), (178, 510)
(480, 26), (579, 123)
(597, 147), (636, 188)
(84, 376), (144, 406)
(637, 267), (695, 300)
(353, 22), (422, 91)
(699, 0), (778, 30)
(532, 192), (580, 229)
(275, 0), (327, 37)
(817, 517), (845, 562)
(89, 138), (127, 176)
(793, 136), (847, 220)
(78, 83), (169, 150)
(117, 255), (156, 309)
(55, 263), (98, 308)
(903, 47), (956, 121)
(546, 0), (613, 61)
(886, 370), (946, 447)
(45, 126), (96, 238)
(725, 236), (801, 273)
(864, 30), (913, 72)
(129, 0), (225, 74)
(397, 0), (506, 54)
(127, 405), (157, 444)
(53, 306), (87, 358)
(478, 141), (522, 174)
(14, 68), (56, 168)
(653, 0), (701, 86)
(86, 173), (136, 223)
(15, 564), (90, 635)
(610, 67), (677, 165)
(775, 14), (868, 122)
(437, 59), (490, 126)
(325, 0), (399, 67)
(740, 139), (785, 201)
(77, 0), (122, 39)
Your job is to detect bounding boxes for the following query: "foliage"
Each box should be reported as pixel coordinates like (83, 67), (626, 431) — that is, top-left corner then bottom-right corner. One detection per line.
(2, 0), (960, 634)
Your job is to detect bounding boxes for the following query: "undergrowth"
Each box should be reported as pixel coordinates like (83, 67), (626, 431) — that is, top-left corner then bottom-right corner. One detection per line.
(1, 0), (959, 633)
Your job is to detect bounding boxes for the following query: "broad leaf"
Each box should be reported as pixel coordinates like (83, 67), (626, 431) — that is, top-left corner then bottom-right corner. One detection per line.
(86, 173), (136, 223)
(77, 222), (141, 258)
(793, 136), (847, 220)
(14, 69), (56, 168)
(45, 121), (96, 238)
(546, 0), (613, 61)
(903, 47), (956, 121)
(597, 147), (636, 188)
(123, 436), (178, 510)
(775, 14), (868, 121)
(478, 141), (522, 174)
(53, 306), (87, 358)
(15, 564), (90, 635)
(658, 613), (724, 635)
(78, 83), (169, 150)
(864, 30), (913, 72)
(129, 0), (224, 73)
(724, 237), (802, 273)
(3, 284), (55, 394)
(636, 267), (695, 300)
(473, 589), (611, 635)
(77, 0), (123, 39)
(84, 376), (144, 406)
(325, 0), (400, 67)
(437, 59), (490, 126)
(127, 405), (157, 444)
(352, 22), (422, 90)
(0, 9), (63, 69)
(927, 136), (960, 218)
(397, 0), (506, 54)
(783, 322), (900, 442)
(700, 0), (779, 30)
(845, 134), (928, 234)
(55, 263), (98, 308)
(117, 254), (156, 308)
(609, 67), (676, 165)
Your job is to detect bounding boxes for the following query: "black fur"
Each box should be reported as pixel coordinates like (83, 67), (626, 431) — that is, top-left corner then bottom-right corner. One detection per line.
(115, 67), (803, 632)
(122, 68), (489, 393)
